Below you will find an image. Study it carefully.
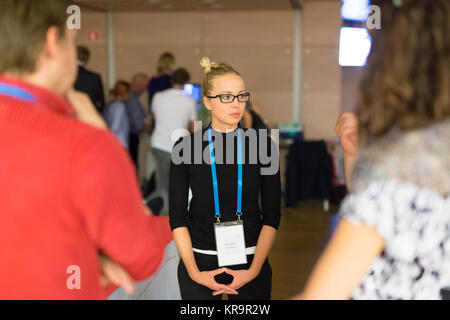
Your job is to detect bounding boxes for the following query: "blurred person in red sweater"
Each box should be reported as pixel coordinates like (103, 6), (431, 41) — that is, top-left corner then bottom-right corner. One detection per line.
(0, 0), (168, 299)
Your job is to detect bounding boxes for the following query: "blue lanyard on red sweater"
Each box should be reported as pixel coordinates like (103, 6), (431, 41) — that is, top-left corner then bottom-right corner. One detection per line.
(0, 83), (37, 103)
(208, 125), (243, 223)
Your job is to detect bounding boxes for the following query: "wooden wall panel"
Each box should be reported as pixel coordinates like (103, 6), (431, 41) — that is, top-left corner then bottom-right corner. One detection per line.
(202, 11), (294, 126)
(202, 11), (294, 46)
(76, 4), (346, 139)
(341, 67), (365, 113)
(301, 1), (342, 139)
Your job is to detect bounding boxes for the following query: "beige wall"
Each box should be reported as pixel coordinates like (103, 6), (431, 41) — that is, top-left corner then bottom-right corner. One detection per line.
(301, 1), (342, 140)
(341, 66), (365, 113)
(76, 3), (345, 139)
(113, 10), (294, 125)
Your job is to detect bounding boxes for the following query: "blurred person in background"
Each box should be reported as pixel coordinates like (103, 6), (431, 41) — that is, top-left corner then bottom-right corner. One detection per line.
(150, 67), (197, 216)
(74, 45), (105, 113)
(142, 52), (176, 198)
(241, 100), (269, 131)
(294, 0), (450, 300)
(103, 80), (131, 149)
(0, 0), (167, 299)
(127, 73), (150, 168)
(148, 52), (175, 109)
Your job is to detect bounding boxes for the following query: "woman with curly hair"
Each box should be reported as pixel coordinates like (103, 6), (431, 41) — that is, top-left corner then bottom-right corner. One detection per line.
(296, 0), (450, 299)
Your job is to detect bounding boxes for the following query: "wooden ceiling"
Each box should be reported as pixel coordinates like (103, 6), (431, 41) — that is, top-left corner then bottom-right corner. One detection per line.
(73, 0), (302, 12)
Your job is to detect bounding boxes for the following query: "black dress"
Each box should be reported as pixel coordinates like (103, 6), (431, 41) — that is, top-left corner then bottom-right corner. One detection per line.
(169, 126), (281, 300)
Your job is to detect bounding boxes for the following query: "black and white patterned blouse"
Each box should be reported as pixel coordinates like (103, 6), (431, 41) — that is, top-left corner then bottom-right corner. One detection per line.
(338, 119), (450, 300)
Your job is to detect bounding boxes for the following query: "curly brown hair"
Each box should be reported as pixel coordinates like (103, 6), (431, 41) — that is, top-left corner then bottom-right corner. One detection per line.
(357, 0), (450, 145)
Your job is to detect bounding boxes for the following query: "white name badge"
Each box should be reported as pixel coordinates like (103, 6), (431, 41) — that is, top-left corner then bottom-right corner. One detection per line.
(214, 220), (247, 267)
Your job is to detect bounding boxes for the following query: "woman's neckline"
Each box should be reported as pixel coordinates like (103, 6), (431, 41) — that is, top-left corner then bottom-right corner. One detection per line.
(209, 124), (239, 134)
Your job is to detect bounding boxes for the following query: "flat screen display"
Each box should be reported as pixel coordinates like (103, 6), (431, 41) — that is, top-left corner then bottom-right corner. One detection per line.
(341, 0), (370, 22)
(183, 84), (201, 101)
(339, 27), (372, 67)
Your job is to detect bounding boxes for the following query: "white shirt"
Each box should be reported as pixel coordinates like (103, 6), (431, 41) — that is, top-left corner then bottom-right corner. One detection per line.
(151, 88), (197, 153)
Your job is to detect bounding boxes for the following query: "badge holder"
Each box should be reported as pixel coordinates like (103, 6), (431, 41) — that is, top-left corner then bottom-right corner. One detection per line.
(208, 126), (247, 267)
(214, 214), (247, 267)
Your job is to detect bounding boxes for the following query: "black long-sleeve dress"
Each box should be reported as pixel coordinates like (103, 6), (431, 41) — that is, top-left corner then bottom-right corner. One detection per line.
(169, 127), (281, 251)
(169, 126), (281, 299)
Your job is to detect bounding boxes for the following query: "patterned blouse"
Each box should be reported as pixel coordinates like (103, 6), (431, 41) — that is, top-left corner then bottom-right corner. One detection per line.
(338, 118), (450, 299)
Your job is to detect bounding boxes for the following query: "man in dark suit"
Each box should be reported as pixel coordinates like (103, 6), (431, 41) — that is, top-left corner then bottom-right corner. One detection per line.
(74, 46), (105, 113)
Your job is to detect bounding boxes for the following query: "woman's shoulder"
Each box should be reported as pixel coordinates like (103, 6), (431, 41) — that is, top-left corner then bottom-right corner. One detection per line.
(352, 119), (450, 195)
(339, 178), (450, 258)
(172, 127), (276, 143)
(172, 128), (206, 151)
(241, 127), (275, 142)
(173, 131), (195, 147)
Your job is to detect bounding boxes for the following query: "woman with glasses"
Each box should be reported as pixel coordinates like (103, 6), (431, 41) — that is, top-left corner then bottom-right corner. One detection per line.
(169, 57), (281, 300)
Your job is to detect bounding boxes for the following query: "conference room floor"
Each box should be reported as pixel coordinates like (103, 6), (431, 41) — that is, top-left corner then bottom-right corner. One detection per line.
(268, 200), (340, 300)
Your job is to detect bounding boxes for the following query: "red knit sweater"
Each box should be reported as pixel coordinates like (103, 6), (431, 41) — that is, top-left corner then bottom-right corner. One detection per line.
(0, 76), (169, 299)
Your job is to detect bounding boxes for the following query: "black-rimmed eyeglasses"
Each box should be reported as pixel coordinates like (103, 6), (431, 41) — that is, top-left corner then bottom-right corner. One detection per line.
(206, 92), (251, 103)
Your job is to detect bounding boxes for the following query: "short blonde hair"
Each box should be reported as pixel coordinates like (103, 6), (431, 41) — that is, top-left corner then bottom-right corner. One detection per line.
(199, 57), (241, 97)
(157, 52), (175, 72)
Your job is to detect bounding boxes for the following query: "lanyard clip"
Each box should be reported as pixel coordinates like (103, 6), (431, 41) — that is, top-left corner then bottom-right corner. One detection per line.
(236, 212), (242, 223)
(216, 215), (221, 224)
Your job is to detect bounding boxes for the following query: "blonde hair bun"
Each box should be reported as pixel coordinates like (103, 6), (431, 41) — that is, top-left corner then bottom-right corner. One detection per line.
(200, 56), (218, 73)
(199, 57), (240, 98)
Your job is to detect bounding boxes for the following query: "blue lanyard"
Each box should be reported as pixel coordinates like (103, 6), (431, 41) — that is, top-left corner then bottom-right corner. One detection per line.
(208, 125), (243, 223)
(0, 83), (37, 103)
